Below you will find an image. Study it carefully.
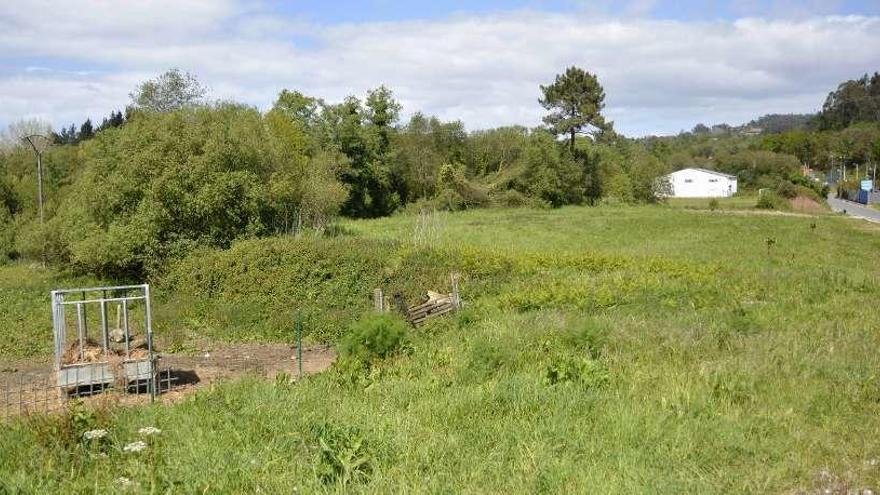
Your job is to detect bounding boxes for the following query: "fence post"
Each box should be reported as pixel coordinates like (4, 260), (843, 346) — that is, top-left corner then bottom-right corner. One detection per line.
(296, 313), (303, 380)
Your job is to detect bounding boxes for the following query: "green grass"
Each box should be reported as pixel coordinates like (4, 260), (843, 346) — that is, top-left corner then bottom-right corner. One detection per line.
(2, 205), (880, 493)
(0, 264), (102, 360)
(665, 194), (760, 210)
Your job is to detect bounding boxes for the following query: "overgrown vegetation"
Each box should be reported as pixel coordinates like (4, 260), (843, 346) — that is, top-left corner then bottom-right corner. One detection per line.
(2, 205), (879, 492)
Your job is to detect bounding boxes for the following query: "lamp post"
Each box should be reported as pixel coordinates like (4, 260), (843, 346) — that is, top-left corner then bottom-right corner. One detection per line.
(22, 134), (50, 224)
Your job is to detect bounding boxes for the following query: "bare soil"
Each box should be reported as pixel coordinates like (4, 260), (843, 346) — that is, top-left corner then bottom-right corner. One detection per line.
(0, 342), (337, 417)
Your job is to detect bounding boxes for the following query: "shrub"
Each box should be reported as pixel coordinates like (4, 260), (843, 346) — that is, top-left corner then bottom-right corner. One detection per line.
(774, 180), (798, 199)
(708, 198), (720, 211)
(490, 189), (533, 208)
(339, 313), (409, 363)
(756, 191), (787, 210)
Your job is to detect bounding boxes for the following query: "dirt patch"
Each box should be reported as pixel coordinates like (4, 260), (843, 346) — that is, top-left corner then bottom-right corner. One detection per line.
(790, 195), (827, 214)
(161, 342), (336, 385)
(0, 342), (337, 417)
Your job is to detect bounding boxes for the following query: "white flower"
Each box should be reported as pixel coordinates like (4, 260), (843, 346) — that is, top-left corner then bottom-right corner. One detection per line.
(115, 477), (134, 487)
(123, 441), (147, 453)
(83, 429), (107, 440)
(138, 426), (162, 436)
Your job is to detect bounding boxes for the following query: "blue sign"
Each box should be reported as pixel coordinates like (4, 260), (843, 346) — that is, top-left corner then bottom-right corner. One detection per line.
(861, 179), (874, 191)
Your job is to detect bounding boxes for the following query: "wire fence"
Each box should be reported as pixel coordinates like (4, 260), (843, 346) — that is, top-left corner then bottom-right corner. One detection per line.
(1, 366), (185, 423)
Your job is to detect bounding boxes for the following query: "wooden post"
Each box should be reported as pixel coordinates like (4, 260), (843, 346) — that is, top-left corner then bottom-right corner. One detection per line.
(451, 273), (461, 309)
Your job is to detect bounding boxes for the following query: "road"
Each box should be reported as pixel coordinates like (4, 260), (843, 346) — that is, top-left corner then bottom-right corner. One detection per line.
(827, 195), (880, 223)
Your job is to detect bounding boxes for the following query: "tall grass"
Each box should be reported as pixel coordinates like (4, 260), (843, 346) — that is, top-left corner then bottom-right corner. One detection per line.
(1, 205), (880, 492)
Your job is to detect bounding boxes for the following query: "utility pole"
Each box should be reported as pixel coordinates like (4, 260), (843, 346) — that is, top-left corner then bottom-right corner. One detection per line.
(22, 134), (51, 224)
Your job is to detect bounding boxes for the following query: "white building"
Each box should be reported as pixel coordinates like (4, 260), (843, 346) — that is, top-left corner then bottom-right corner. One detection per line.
(665, 168), (738, 198)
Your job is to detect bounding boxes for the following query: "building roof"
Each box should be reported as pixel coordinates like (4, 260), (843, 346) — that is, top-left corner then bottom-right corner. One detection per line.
(671, 167), (738, 180)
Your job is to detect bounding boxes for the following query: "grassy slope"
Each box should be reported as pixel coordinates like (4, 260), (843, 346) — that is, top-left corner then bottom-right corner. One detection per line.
(0, 265), (102, 360)
(2, 205), (880, 493)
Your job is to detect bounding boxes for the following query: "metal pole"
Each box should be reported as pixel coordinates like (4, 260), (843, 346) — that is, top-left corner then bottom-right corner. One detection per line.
(296, 313), (303, 380)
(36, 151), (44, 224)
(144, 284), (156, 402)
(22, 135), (48, 225)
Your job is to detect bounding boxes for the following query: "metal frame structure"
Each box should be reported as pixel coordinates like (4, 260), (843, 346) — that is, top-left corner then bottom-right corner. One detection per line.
(51, 284), (156, 399)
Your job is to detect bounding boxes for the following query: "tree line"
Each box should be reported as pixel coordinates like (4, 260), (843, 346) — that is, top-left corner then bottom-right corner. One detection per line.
(0, 67), (876, 278)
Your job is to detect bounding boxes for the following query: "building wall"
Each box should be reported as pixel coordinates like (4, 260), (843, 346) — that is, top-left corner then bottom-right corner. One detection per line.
(668, 169), (737, 198)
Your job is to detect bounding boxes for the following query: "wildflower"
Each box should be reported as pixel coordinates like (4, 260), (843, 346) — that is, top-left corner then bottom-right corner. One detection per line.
(83, 429), (107, 440)
(138, 426), (161, 436)
(123, 441), (147, 453)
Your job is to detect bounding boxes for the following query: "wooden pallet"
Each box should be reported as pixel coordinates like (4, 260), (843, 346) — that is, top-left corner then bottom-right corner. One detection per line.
(407, 292), (457, 325)
(377, 274), (461, 326)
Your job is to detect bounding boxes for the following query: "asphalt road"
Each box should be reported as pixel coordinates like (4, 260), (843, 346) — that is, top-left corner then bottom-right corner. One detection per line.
(827, 195), (880, 223)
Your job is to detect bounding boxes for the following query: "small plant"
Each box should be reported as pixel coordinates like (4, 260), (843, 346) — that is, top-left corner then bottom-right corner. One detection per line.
(765, 237), (776, 255)
(543, 355), (609, 389)
(339, 313), (409, 364)
(313, 424), (373, 486)
(708, 198), (719, 211)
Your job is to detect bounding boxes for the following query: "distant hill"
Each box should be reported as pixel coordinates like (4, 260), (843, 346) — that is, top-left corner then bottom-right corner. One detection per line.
(743, 113), (815, 134)
(687, 113), (814, 137)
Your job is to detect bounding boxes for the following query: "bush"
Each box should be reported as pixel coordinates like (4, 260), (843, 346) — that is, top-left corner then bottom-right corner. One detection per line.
(774, 180), (798, 199)
(708, 198), (720, 211)
(756, 191), (787, 210)
(489, 189), (533, 208)
(339, 313), (409, 363)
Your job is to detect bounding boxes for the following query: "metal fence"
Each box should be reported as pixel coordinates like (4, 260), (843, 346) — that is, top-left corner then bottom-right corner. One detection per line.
(52, 284), (157, 400)
(1, 366), (186, 422)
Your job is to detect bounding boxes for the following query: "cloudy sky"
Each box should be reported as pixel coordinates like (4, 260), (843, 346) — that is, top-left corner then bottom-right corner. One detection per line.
(1, 0), (879, 137)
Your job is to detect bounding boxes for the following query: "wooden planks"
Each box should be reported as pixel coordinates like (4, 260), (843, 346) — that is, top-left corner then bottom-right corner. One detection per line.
(377, 273), (462, 326)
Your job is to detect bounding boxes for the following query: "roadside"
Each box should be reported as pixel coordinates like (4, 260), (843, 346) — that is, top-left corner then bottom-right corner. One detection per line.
(827, 195), (880, 223)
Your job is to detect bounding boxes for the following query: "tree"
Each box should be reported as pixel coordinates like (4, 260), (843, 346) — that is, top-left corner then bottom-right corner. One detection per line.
(818, 72), (880, 130)
(539, 66), (609, 150)
(78, 119), (94, 141)
(129, 68), (208, 112)
(691, 123), (711, 135)
(0, 118), (53, 151)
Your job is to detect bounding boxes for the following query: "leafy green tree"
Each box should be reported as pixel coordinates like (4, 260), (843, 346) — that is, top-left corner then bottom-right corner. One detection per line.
(517, 132), (584, 206)
(129, 68), (208, 112)
(540, 66), (609, 150)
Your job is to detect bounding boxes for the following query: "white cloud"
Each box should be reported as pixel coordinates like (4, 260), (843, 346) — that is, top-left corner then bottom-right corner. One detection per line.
(0, 2), (878, 136)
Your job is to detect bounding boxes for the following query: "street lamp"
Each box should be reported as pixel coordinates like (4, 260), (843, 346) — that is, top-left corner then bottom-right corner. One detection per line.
(21, 134), (51, 224)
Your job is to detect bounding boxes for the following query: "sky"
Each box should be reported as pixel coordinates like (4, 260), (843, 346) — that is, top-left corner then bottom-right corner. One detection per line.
(1, 0), (879, 137)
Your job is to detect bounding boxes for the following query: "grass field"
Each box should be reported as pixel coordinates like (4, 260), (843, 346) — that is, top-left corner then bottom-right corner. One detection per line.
(2, 204), (880, 493)
(665, 194), (760, 210)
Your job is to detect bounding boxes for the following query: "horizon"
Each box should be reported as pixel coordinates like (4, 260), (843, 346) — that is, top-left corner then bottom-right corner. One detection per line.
(2, 1), (880, 137)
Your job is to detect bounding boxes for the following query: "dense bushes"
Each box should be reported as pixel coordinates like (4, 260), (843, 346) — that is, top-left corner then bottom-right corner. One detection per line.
(0, 86), (683, 277)
(9, 104), (348, 278)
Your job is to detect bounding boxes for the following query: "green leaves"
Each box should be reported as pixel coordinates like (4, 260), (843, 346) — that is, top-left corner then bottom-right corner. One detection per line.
(540, 66), (609, 149)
